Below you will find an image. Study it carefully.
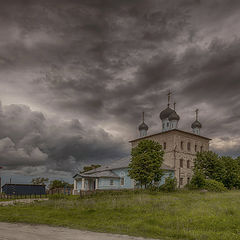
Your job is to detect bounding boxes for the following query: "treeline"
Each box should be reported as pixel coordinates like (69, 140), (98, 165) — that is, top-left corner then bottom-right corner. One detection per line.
(190, 151), (240, 191)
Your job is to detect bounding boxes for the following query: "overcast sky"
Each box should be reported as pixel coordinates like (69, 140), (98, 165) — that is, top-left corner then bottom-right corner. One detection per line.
(0, 0), (240, 184)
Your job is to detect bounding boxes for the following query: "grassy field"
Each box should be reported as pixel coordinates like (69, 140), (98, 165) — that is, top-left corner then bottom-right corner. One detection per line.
(0, 190), (240, 240)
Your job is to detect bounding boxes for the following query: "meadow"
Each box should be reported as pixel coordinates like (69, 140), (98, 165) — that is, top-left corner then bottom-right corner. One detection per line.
(0, 190), (240, 240)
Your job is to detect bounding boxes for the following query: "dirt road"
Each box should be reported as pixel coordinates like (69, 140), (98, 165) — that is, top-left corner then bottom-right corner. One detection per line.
(0, 222), (156, 240)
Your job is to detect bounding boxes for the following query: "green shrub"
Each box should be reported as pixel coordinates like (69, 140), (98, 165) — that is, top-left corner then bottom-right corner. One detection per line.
(204, 179), (227, 192)
(48, 194), (68, 200)
(189, 171), (205, 189)
(159, 177), (177, 192)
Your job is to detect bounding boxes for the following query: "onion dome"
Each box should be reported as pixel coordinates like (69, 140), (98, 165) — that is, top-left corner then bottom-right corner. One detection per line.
(138, 122), (149, 131)
(191, 120), (202, 129)
(159, 107), (175, 120)
(168, 111), (180, 121)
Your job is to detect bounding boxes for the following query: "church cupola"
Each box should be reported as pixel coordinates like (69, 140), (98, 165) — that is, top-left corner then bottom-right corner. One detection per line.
(191, 109), (202, 135)
(159, 90), (175, 132)
(138, 112), (148, 137)
(168, 102), (180, 129)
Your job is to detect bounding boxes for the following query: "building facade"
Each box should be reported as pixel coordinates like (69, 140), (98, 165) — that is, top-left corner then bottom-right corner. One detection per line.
(73, 92), (211, 192)
(130, 92), (211, 187)
(73, 157), (174, 193)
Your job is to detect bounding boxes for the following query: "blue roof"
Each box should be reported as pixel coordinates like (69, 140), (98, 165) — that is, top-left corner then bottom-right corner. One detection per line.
(73, 156), (174, 178)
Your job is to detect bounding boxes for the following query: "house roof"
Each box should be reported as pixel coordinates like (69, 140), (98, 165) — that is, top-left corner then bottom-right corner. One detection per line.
(79, 170), (120, 178)
(73, 157), (174, 178)
(129, 129), (211, 142)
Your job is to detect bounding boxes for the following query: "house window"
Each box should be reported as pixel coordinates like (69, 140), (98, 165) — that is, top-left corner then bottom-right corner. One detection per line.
(180, 159), (184, 168)
(163, 142), (166, 150)
(180, 178), (183, 185)
(200, 146), (203, 152)
(195, 144), (197, 152)
(181, 141), (184, 150)
(110, 179), (114, 185)
(187, 177), (190, 184)
(187, 160), (190, 169)
(120, 178), (124, 186)
(167, 122), (169, 127)
(187, 142), (191, 151)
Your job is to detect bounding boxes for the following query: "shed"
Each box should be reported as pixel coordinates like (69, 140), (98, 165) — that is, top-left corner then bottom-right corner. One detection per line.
(1, 184), (46, 195)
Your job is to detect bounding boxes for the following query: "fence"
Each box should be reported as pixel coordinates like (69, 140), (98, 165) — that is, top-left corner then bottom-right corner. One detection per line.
(0, 193), (48, 199)
(0, 187), (73, 199)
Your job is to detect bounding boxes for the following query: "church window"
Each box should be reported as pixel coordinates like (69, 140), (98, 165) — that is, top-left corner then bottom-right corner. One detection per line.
(120, 178), (124, 186)
(187, 160), (190, 168)
(180, 159), (184, 168)
(163, 142), (166, 150)
(195, 144), (197, 152)
(110, 179), (114, 185)
(181, 141), (184, 150)
(187, 142), (191, 151)
(180, 178), (183, 185)
(187, 177), (190, 184)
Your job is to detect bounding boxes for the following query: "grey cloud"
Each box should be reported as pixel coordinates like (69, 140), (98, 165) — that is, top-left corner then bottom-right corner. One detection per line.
(0, 102), (128, 174)
(0, 0), (240, 178)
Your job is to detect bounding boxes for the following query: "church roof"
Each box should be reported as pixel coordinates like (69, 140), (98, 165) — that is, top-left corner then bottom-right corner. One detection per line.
(159, 107), (175, 120)
(191, 120), (202, 129)
(138, 122), (149, 131)
(129, 129), (211, 142)
(168, 111), (180, 121)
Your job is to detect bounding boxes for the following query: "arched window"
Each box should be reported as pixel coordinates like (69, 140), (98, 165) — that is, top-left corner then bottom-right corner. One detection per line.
(180, 159), (184, 168)
(187, 142), (191, 151)
(187, 160), (190, 168)
(181, 141), (184, 150)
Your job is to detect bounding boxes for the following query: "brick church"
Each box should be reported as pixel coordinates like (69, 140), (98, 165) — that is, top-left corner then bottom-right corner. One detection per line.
(130, 92), (211, 187)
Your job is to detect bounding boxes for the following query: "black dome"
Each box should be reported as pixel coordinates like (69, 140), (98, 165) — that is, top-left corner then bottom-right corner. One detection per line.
(168, 111), (180, 121)
(191, 120), (202, 129)
(138, 122), (148, 131)
(160, 107), (175, 120)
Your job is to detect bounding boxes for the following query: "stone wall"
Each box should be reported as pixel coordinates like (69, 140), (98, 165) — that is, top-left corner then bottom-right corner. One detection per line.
(130, 129), (210, 187)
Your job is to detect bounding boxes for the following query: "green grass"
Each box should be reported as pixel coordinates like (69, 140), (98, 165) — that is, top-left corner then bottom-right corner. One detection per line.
(1, 191), (240, 240)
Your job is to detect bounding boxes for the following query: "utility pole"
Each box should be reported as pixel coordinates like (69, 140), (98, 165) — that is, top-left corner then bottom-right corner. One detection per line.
(0, 167), (2, 193)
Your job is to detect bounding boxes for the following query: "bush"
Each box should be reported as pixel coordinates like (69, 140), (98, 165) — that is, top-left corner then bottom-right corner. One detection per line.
(189, 171), (205, 189)
(204, 179), (227, 192)
(159, 177), (177, 192)
(48, 194), (68, 200)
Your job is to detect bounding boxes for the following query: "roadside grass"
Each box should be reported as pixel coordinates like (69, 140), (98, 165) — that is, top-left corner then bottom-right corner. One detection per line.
(0, 190), (240, 240)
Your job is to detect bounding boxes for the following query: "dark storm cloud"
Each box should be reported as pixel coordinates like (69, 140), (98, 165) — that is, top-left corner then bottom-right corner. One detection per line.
(0, 102), (128, 174)
(0, 0), (240, 177)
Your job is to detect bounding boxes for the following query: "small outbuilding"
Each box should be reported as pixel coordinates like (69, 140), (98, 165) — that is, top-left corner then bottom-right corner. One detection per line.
(1, 184), (46, 195)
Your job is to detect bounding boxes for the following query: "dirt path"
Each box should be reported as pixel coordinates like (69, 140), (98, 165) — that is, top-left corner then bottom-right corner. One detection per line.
(0, 222), (156, 240)
(0, 198), (48, 206)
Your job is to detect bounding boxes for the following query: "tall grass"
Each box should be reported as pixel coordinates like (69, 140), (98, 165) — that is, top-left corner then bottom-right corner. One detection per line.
(1, 190), (240, 240)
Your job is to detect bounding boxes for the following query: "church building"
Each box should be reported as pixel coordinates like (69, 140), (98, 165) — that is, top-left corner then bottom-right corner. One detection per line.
(130, 92), (211, 187)
(73, 92), (211, 193)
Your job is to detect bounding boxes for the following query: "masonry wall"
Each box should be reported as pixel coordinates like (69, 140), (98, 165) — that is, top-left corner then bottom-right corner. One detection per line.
(130, 130), (210, 187)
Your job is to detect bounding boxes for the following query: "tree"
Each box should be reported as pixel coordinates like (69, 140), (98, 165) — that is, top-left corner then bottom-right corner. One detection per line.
(31, 177), (49, 185)
(193, 151), (225, 182)
(221, 156), (240, 189)
(128, 139), (164, 188)
(49, 180), (73, 190)
(82, 164), (101, 173)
